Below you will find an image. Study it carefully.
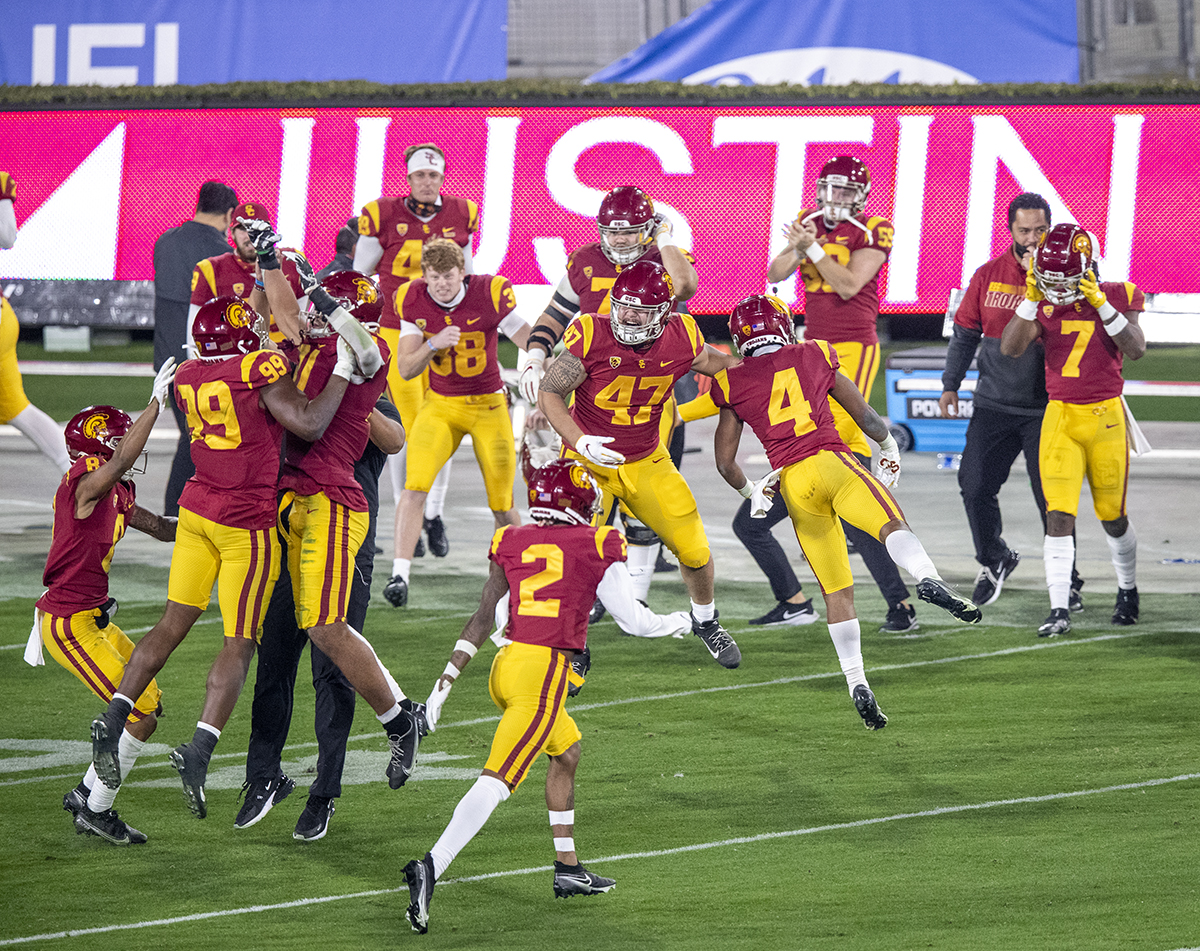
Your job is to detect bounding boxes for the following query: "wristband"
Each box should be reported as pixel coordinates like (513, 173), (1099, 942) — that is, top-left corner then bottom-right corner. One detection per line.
(1015, 299), (1039, 322)
(442, 660), (462, 681)
(254, 278), (265, 290)
(879, 434), (899, 455)
(426, 339), (438, 352)
(453, 638), (478, 658)
(805, 243), (826, 264)
(656, 231), (676, 251)
(737, 481), (754, 499)
(1102, 308), (1128, 336)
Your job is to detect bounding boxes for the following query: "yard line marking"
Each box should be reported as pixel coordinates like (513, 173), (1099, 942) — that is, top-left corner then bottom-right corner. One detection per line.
(2, 771), (1196, 947)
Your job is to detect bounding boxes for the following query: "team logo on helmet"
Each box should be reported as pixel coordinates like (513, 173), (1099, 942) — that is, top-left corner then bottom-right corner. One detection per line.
(82, 410), (112, 440)
(354, 277), (378, 302)
(1072, 232), (1093, 257)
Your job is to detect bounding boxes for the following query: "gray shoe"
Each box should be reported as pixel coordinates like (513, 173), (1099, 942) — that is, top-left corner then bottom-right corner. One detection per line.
(386, 710), (420, 789)
(691, 612), (741, 669)
(404, 852), (435, 934)
(74, 806), (147, 846)
(168, 743), (209, 819)
(552, 861), (616, 898)
(917, 578), (982, 624)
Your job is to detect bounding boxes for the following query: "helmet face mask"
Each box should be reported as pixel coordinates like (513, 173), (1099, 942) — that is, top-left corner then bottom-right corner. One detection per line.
(597, 186), (655, 266)
(1033, 224), (1094, 306)
(608, 260), (676, 346)
(192, 296), (265, 360)
(527, 460), (602, 526)
(64, 405), (143, 472)
(816, 156), (870, 226)
(729, 295), (795, 356)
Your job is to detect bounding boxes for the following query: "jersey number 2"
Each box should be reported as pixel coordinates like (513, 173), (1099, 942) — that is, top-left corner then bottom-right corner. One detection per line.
(518, 544), (563, 617)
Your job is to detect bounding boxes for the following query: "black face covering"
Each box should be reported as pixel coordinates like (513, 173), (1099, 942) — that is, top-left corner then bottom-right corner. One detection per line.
(406, 197), (439, 218)
(1013, 241), (1031, 259)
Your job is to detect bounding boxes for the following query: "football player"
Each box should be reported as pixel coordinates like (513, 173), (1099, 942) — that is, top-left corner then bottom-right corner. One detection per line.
(402, 460), (618, 935)
(384, 238), (533, 607)
(1000, 224), (1146, 636)
(89, 296), (359, 819)
(766, 155), (919, 634)
(712, 295), (982, 728)
(538, 260), (743, 669)
(355, 143), (475, 569)
(31, 366), (176, 845)
(0, 170), (70, 472)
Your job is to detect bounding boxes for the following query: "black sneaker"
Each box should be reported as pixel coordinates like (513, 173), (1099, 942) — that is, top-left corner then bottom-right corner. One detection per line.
(233, 772), (296, 829)
(852, 684), (888, 731)
(879, 603), (918, 633)
(567, 645), (591, 698)
(749, 599), (818, 627)
(917, 578), (982, 624)
(588, 598), (606, 624)
(1037, 608), (1072, 637)
(552, 861), (616, 898)
(74, 805), (147, 846)
(691, 612), (741, 669)
(383, 575), (408, 608)
(1069, 575), (1085, 613)
(971, 548), (1020, 606)
(654, 548), (677, 573)
(424, 516), (449, 558)
(293, 796), (335, 841)
(404, 852), (436, 934)
(63, 782), (89, 820)
(168, 742), (209, 819)
(1112, 586), (1139, 626)
(385, 709), (421, 789)
(90, 712), (124, 789)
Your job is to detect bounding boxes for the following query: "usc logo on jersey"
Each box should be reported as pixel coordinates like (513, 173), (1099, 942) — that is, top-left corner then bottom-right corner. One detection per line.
(609, 356), (621, 368)
(396, 224), (408, 236)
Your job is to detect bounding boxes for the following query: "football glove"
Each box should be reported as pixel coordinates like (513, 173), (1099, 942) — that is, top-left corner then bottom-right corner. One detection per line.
(331, 336), (362, 383)
(874, 434), (902, 488)
(1024, 266), (1044, 303)
(424, 677), (454, 733)
(151, 356), (177, 408)
(518, 349), (545, 404)
(748, 468), (783, 519)
(575, 434), (625, 468)
(238, 217), (281, 270)
(1079, 269), (1107, 309)
(282, 248), (318, 296)
(652, 212), (674, 249)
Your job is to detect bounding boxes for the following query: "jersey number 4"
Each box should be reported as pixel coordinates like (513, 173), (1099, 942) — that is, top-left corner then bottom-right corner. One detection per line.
(768, 367), (816, 436)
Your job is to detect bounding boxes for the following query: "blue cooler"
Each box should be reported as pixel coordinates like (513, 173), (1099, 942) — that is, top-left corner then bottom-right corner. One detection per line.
(883, 346), (978, 453)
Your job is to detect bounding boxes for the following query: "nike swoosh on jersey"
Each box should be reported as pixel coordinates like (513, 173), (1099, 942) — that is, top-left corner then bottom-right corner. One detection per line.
(467, 317), (482, 325)
(659, 360), (673, 366)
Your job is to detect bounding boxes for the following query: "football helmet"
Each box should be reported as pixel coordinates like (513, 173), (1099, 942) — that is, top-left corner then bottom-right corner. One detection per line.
(597, 186), (656, 266)
(527, 459), (602, 526)
(1033, 224), (1094, 305)
(316, 270), (382, 327)
(816, 155), (871, 226)
(64, 405), (132, 463)
(608, 260), (676, 346)
(729, 295), (795, 356)
(192, 296), (266, 360)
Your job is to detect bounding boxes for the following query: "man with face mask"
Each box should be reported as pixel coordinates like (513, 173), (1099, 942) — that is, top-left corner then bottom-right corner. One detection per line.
(939, 193), (1084, 610)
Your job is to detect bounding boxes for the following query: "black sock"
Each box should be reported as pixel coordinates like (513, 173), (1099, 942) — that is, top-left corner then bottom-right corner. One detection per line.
(106, 697), (133, 724)
(381, 710), (410, 737)
(191, 727), (219, 763)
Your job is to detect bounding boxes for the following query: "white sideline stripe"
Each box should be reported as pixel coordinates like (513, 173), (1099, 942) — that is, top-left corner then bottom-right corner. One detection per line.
(2, 772), (1196, 947)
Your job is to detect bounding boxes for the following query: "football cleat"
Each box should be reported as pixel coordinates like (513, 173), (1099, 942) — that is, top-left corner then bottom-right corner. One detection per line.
(588, 598), (606, 625)
(404, 852), (436, 934)
(917, 578), (982, 624)
(1111, 586), (1139, 626)
(234, 772), (296, 829)
(293, 796), (336, 842)
(567, 645), (591, 698)
(403, 696), (430, 739)
(90, 713), (124, 789)
(74, 806), (147, 846)
(553, 862), (616, 898)
(1037, 608), (1072, 637)
(1069, 575), (1085, 613)
(383, 575), (408, 608)
(852, 684), (888, 731)
(691, 612), (741, 669)
(168, 742), (209, 819)
(971, 548), (1020, 607)
(385, 708), (421, 789)
(63, 782), (89, 820)
(749, 599), (818, 627)
(879, 602), (918, 634)
(424, 516), (449, 558)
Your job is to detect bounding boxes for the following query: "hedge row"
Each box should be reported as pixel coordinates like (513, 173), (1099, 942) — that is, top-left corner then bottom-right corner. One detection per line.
(3, 77), (1200, 110)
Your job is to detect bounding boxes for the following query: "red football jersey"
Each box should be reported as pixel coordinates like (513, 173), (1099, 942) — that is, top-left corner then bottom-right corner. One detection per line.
(711, 340), (850, 470)
(359, 195), (478, 323)
(563, 311), (705, 461)
(792, 210), (894, 345)
(392, 274), (516, 397)
(956, 249), (1027, 339)
(174, 350), (291, 529)
(190, 252), (256, 305)
(564, 243), (695, 316)
(490, 522), (626, 652)
(1036, 282), (1144, 403)
(280, 333), (391, 511)
(37, 458), (136, 616)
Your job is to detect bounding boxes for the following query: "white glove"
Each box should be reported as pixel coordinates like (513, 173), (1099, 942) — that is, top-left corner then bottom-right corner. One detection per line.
(652, 212), (674, 249)
(332, 336), (360, 382)
(874, 434), (901, 488)
(748, 468), (783, 518)
(424, 677), (454, 733)
(575, 434), (625, 468)
(518, 349), (545, 404)
(151, 356), (177, 407)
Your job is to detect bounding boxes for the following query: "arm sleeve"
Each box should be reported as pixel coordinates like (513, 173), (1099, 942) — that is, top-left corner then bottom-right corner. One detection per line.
(462, 241), (475, 274)
(353, 235), (384, 275)
(942, 323), (982, 392)
(498, 311), (530, 338)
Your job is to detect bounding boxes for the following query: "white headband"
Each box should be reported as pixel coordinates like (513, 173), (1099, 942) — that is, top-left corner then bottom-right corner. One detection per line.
(408, 149), (446, 176)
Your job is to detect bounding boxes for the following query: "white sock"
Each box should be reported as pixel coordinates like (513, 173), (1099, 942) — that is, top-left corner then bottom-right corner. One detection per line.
(1044, 535), (1074, 611)
(425, 460), (451, 519)
(1105, 524), (1137, 589)
(87, 729), (149, 811)
(83, 763), (98, 790)
(828, 618), (866, 695)
(376, 702), (403, 724)
(387, 449), (405, 504)
(691, 600), (715, 623)
(626, 542), (659, 603)
(10, 404), (69, 473)
(346, 623), (405, 703)
(883, 530), (938, 584)
(429, 775), (510, 879)
(392, 558), (411, 582)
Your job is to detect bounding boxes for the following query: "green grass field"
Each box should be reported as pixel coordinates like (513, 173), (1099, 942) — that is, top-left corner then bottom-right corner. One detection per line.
(2, 571), (1197, 951)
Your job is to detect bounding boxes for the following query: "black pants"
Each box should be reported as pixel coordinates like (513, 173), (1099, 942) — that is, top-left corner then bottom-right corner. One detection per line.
(958, 405), (1047, 567)
(244, 533), (372, 800)
(731, 453), (910, 609)
(163, 389), (196, 517)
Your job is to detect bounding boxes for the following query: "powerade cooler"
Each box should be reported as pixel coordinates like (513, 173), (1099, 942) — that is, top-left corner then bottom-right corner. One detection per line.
(883, 346), (978, 453)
